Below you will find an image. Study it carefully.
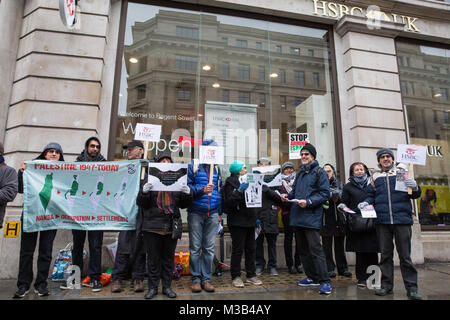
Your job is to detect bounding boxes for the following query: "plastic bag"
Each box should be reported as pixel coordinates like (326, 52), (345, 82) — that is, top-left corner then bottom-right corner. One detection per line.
(172, 263), (183, 280)
(81, 273), (112, 287)
(51, 243), (72, 281)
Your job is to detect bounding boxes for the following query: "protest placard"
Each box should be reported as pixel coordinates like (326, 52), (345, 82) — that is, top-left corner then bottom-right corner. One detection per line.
(289, 133), (309, 159)
(252, 165), (282, 187)
(147, 163), (188, 191)
(244, 174), (263, 208)
(397, 144), (427, 194)
(134, 123), (162, 142)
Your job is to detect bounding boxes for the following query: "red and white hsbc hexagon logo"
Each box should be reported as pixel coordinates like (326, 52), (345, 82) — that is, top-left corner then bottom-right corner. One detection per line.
(59, 0), (78, 28)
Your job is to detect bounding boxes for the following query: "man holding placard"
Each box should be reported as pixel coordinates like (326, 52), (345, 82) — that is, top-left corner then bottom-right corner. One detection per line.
(187, 139), (223, 293)
(360, 147), (422, 300)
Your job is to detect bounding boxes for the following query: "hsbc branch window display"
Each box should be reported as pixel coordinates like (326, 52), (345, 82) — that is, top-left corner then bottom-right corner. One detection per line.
(397, 41), (450, 227)
(113, 2), (338, 220)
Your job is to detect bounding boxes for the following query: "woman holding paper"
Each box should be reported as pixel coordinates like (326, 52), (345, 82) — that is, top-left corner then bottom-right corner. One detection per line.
(224, 160), (262, 288)
(340, 162), (379, 287)
(137, 152), (193, 299)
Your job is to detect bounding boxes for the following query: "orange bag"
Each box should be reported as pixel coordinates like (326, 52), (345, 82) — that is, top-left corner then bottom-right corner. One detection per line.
(81, 273), (112, 287)
(174, 251), (191, 276)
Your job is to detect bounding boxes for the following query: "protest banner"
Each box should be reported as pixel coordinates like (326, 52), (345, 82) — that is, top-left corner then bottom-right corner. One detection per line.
(252, 165), (282, 187)
(289, 133), (309, 159)
(147, 163), (188, 191)
(22, 160), (142, 232)
(397, 144), (427, 194)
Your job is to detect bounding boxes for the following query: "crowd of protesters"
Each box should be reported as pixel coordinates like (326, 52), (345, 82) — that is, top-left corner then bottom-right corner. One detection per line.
(0, 138), (422, 300)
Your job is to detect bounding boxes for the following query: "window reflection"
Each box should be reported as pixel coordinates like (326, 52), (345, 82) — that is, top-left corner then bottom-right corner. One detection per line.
(115, 3), (337, 180)
(397, 42), (450, 226)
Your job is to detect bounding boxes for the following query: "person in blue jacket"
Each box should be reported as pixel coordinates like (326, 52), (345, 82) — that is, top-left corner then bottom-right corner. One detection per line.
(187, 139), (223, 293)
(283, 143), (332, 295)
(360, 148), (422, 300)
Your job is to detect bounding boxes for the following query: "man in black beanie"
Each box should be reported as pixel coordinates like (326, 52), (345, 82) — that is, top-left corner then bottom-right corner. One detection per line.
(282, 143), (332, 295)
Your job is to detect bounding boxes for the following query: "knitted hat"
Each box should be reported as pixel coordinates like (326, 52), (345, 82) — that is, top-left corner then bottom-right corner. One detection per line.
(302, 143), (317, 159)
(281, 161), (295, 171)
(257, 157), (271, 165)
(229, 160), (245, 175)
(376, 148), (395, 162)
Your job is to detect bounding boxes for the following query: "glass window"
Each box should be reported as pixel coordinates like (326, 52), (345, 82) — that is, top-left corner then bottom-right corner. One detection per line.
(290, 47), (300, 55)
(238, 63), (250, 80)
(115, 3), (338, 222)
(236, 39), (248, 48)
(397, 41), (450, 227)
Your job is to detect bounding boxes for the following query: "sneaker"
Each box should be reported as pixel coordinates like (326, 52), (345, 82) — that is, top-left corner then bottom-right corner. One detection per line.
(13, 286), (29, 299)
(133, 279), (144, 293)
(357, 280), (366, 288)
(34, 284), (49, 297)
(255, 267), (263, 276)
(111, 279), (122, 293)
(246, 277), (263, 286)
(319, 282), (332, 295)
(191, 282), (202, 293)
(232, 277), (245, 288)
(201, 281), (215, 293)
(339, 270), (353, 278)
(297, 278), (320, 287)
(91, 278), (102, 292)
(269, 268), (278, 276)
(407, 290), (422, 300)
(375, 288), (393, 296)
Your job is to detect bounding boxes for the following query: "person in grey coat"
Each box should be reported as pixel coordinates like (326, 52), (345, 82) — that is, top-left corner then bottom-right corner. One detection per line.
(0, 142), (18, 229)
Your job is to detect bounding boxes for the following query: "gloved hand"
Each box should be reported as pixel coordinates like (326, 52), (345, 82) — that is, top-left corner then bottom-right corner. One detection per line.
(142, 182), (153, 194)
(357, 201), (369, 211)
(238, 182), (249, 193)
(322, 201), (330, 210)
(404, 178), (418, 190)
(181, 185), (191, 194)
(337, 203), (348, 212)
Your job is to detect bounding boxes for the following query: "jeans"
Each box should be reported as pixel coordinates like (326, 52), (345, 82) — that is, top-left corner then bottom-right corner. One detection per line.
(188, 212), (219, 283)
(17, 229), (57, 289)
(376, 224), (418, 292)
(322, 235), (348, 274)
(72, 230), (103, 280)
(229, 226), (256, 279)
(143, 232), (177, 289)
(295, 227), (330, 284)
(255, 233), (278, 270)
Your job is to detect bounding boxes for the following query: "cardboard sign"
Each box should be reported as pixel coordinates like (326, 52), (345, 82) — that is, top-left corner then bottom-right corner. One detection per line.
(134, 123), (161, 142)
(289, 133), (309, 159)
(199, 146), (224, 165)
(147, 163), (188, 191)
(397, 144), (427, 166)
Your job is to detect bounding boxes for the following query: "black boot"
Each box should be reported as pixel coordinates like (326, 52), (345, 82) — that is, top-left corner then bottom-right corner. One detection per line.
(162, 287), (177, 298)
(144, 287), (158, 299)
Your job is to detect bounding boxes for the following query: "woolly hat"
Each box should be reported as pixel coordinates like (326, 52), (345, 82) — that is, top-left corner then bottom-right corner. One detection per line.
(229, 160), (245, 175)
(376, 148), (395, 162)
(302, 143), (317, 159)
(281, 162), (295, 171)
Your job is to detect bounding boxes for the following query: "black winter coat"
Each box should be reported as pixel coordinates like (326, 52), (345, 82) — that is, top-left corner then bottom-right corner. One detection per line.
(320, 177), (346, 237)
(256, 185), (283, 234)
(341, 177), (379, 253)
(223, 174), (257, 228)
(136, 189), (192, 234)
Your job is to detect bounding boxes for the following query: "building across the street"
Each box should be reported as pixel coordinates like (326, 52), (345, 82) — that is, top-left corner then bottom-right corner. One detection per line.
(0, 0), (448, 278)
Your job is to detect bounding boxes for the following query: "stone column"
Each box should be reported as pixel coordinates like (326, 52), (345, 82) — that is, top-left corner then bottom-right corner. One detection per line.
(334, 15), (424, 265)
(0, 0), (121, 278)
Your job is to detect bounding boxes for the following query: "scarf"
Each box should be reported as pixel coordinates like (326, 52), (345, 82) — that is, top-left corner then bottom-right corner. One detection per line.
(157, 191), (174, 214)
(353, 174), (368, 188)
(281, 172), (296, 194)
